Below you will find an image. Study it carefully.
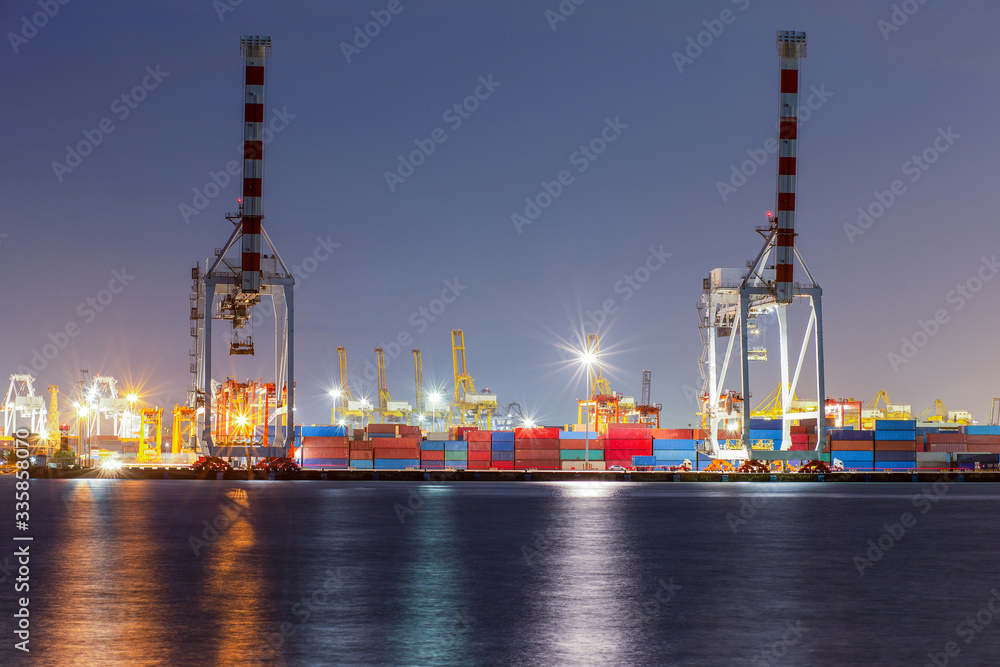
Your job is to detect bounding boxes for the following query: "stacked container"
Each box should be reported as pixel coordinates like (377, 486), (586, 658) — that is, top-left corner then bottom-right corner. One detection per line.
(300, 425), (349, 468)
(514, 427), (560, 469)
(650, 429), (697, 467)
(604, 424), (652, 470)
(444, 440), (468, 468)
(828, 429), (874, 470)
(873, 419), (918, 471)
(558, 430), (602, 470)
(420, 440), (445, 469)
(465, 430), (492, 470)
(349, 438), (374, 469)
(491, 431), (515, 470)
(373, 435), (421, 469)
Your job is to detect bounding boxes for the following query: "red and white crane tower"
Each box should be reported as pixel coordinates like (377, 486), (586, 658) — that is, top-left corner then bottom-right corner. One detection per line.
(698, 31), (826, 460)
(189, 36), (295, 456)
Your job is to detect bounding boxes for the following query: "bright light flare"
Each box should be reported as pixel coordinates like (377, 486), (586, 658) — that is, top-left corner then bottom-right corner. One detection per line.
(126, 393), (139, 403)
(329, 388), (341, 399)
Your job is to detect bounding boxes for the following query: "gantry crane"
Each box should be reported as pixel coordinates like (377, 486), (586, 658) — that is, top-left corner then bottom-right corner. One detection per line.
(45, 385), (60, 454)
(335, 347), (369, 427)
(412, 349), (424, 415)
(451, 330), (498, 428)
(918, 399), (970, 424)
(862, 390), (910, 429)
(372, 348), (411, 424)
(991, 399), (1000, 426)
(576, 333), (620, 433)
(137, 406), (163, 463)
(698, 31), (826, 460)
(172, 404), (198, 453)
(631, 370), (661, 427)
(3, 374), (46, 437)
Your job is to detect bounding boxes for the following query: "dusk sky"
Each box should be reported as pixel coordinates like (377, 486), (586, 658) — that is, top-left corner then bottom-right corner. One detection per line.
(2, 0), (998, 427)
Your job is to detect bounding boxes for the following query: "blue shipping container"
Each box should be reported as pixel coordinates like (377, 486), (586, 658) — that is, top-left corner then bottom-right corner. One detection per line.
(421, 441), (445, 451)
(652, 439), (699, 449)
(874, 431), (916, 441)
(301, 425), (348, 438)
(350, 460), (374, 469)
(491, 441), (515, 452)
(632, 456), (656, 466)
(559, 431), (598, 440)
(875, 419), (917, 431)
(965, 425), (1000, 436)
(491, 450), (514, 461)
(444, 441), (468, 451)
(491, 431), (515, 442)
(374, 459), (420, 469)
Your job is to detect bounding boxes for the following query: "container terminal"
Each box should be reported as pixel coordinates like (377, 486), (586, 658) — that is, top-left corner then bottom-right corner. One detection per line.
(4, 32), (1000, 480)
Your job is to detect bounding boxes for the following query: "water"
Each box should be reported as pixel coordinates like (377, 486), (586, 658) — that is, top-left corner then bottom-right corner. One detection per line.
(2, 478), (1000, 666)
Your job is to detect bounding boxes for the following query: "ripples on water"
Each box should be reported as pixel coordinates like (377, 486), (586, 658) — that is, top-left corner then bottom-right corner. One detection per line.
(2, 479), (1000, 666)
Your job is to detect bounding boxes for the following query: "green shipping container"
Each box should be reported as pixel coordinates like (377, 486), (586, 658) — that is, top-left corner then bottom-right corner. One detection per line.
(559, 449), (604, 461)
(444, 450), (467, 461)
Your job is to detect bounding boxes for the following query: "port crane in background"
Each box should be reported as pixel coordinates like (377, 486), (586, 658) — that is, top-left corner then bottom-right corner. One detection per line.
(212, 378), (276, 446)
(861, 390), (910, 429)
(3, 374), (46, 438)
(991, 399), (1000, 426)
(189, 35), (295, 457)
(450, 329), (498, 428)
(373, 348), (411, 423)
(45, 385), (60, 453)
(577, 333), (621, 433)
(172, 405), (198, 453)
(412, 349), (424, 416)
(623, 370), (660, 427)
(335, 347), (369, 427)
(918, 399), (970, 425)
(698, 31), (826, 460)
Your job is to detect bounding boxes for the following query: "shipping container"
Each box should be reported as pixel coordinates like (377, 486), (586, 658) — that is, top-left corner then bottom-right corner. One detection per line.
(466, 430), (493, 442)
(491, 451), (514, 462)
(468, 450), (491, 461)
(874, 430), (917, 441)
(514, 427), (559, 440)
(875, 419), (917, 431)
(420, 451), (445, 462)
(490, 441), (515, 452)
(348, 450), (373, 460)
(491, 431), (515, 442)
(965, 425), (1000, 436)
(559, 450), (604, 460)
(515, 448), (561, 460)
(349, 460), (374, 469)
(301, 425), (348, 438)
(491, 461), (515, 470)
(560, 461), (607, 470)
(558, 431), (599, 440)
(373, 459), (420, 469)
(650, 429), (693, 439)
(444, 441), (468, 451)
(444, 450), (467, 461)
(373, 448), (421, 459)
(467, 441), (492, 452)
(302, 458), (349, 467)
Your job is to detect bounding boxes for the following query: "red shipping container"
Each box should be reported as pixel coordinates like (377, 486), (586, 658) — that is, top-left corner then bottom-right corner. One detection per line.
(927, 433), (966, 444)
(514, 427), (560, 440)
(302, 447), (349, 459)
(966, 435), (1000, 446)
(516, 448), (561, 459)
(466, 430), (493, 442)
(967, 444), (1000, 453)
(517, 438), (560, 450)
(467, 461), (491, 470)
(467, 442), (492, 452)
(929, 442), (966, 453)
(607, 428), (653, 440)
(421, 451), (445, 461)
(875, 441), (917, 451)
(374, 448), (421, 459)
(351, 440), (374, 451)
(350, 450), (373, 461)
(468, 450), (491, 461)
(398, 425), (420, 436)
(607, 423), (650, 430)
(830, 440), (873, 451)
(453, 426), (478, 440)
(367, 424), (397, 435)
(301, 436), (349, 448)
(492, 461), (515, 470)
(605, 438), (652, 449)
(651, 429), (693, 440)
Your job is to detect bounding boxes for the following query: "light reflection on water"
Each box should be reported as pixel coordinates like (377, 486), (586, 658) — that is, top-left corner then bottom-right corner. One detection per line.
(5, 480), (1000, 666)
